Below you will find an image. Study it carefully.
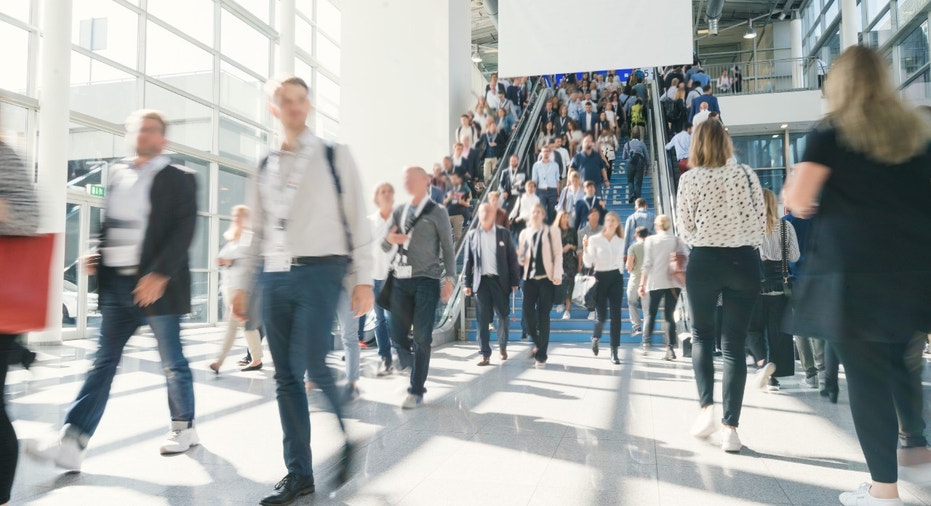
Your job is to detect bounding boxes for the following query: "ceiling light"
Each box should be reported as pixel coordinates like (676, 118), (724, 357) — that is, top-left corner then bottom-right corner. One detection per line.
(780, 123), (788, 129)
(697, 28), (710, 35)
(772, 134), (779, 138)
(471, 44), (482, 63)
(743, 21), (758, 39)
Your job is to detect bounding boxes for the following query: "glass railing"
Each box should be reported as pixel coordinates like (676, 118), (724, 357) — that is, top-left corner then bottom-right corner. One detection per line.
(433, 77), (554, 335)
(679, 57), (820, 96)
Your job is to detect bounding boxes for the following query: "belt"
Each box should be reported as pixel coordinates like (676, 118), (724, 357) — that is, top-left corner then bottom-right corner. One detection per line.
(291, 255), (349, 266)
(482, 274), (499, 278)
(115, 267), (139, 276)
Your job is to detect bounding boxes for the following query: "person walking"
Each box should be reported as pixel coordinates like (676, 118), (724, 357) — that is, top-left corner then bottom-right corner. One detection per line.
(783, 46), (931, 505)
(532, 146), (560, 224)
(625, 227), (650, 340)
(623, 198), (655, 259)
(676, 119), (766, 453)
(210, 205), (263, 373)
(518, 204), (563, 368)
(555, 211), (579, 320)
(0, 133), (39, 505)
(639, 215), (689, 360)
(383, 167), (456, 409)
(28, 110), (200, 471)
(622, 128), (650, 204)
(582, 212), (626, 365)
(228, 77), (374, 505)
(371, 183), (396, 376)
(463, 203), (520, 365)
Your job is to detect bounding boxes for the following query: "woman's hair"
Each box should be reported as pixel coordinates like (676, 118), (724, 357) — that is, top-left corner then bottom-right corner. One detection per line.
(670, 77), (680, 88)
(688, 119), (733, 168)
(373, 182), (394, 205)
(762, 188), (779, 235)
(826, 46), (931, 164)
(674, 88), (686, 102)
(604, 211), (624, 238)
(654, 214), (671, 232)
(555, 210), (571, 230)
(223, 205), (249, 241)
(568, 170), (581, 183)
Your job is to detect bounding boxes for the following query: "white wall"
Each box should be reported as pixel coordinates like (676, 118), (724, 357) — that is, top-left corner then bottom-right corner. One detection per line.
(718, 89), (827, 127)
(341, 0), (471, 206)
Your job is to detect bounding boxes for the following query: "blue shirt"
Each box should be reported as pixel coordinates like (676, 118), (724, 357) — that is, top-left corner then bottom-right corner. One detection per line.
(623, 209), (656, 255)
(532, 160), (560, 190)
(691, 72), (712, 88)
(665, 131), (691, 161)
(570, 151), (608, 186)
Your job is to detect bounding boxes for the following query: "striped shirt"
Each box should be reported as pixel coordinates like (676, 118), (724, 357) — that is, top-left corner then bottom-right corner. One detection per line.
(0, 141), (39, 236)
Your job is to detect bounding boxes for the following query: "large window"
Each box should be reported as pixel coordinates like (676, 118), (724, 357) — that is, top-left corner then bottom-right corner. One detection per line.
(0, 23), (30, 94)
(72, 0), (139, 69)
(899, 22), (929, 84)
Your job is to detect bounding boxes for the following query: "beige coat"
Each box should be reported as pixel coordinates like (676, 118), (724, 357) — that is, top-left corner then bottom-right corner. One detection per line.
(517, 224), (564, 283)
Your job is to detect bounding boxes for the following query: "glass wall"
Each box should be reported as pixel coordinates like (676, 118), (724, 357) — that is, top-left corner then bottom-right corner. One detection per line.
(0, 0), (343, 337)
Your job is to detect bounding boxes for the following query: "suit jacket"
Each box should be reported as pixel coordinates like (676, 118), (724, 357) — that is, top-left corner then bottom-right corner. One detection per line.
(574, 196), (606, 231)
(463, 226), (520, 294)
(689, 95), (721, 122)
(517, 225), (564, 282)
(99, 164), (197, 316)
(578, 111), (598, 133)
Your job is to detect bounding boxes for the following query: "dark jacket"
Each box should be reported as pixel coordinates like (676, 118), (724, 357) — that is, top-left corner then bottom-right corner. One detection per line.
(574, 196), (606, 231)
(463, 225), (520, 294)
(100, 164), (197, 316)
(689, 94), (721, 122)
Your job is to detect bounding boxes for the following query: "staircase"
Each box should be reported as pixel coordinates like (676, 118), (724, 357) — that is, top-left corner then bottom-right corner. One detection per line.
(464, 155), (670, 344)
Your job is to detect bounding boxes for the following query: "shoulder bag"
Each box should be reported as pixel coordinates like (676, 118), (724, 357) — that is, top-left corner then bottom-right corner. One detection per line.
(668, 237), (688, 286)
(376, 201), (435, 310)
(0, 234), (56, 333)
(781, 220), (793, 299)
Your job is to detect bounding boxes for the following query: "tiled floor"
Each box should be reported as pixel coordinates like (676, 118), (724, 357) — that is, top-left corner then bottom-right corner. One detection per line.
(7, 329), (931, 505)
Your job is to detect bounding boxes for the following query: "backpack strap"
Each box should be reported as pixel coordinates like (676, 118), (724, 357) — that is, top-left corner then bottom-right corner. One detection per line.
(325, 143), (355, 259)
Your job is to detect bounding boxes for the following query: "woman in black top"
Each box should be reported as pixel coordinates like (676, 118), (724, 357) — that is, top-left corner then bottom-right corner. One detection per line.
(555, 211), (578, 320)
(784, 46), (931, 506)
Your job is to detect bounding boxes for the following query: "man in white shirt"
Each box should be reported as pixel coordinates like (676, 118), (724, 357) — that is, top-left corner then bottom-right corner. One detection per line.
(579, 101), (597, 136)
(552, 137), (571, 182)
(455, 115), (478, 148)
(666, 124), (693, 191)
(532, 147), (560, 224)
(692, 102), (711, 127)
(486, 73), (503, 109)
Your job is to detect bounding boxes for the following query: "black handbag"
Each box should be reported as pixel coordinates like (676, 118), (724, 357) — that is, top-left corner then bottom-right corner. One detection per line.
(376, 201), (436, 310)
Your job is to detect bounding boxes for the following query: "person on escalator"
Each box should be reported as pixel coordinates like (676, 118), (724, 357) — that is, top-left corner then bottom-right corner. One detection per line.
(622, 128), (650, 204)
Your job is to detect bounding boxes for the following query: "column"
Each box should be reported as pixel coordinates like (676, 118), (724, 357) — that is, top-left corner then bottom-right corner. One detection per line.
(31, 0), (73, 344)
(341, 0), (471, 201)
(841, 0), (859, 50)
(278, 0), (296, 74)
(790, 15), (804, 88)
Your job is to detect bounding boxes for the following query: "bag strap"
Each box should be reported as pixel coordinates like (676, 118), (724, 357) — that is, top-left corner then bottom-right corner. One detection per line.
(324, 143), (354, 259)
(781, 220), (789, 281)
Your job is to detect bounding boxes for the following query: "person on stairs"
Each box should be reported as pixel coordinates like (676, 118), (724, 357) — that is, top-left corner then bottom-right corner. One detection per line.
(518, 204), (563, 369)
(639, 215), (689, 360)
(622, 128), (650, 204)
(582, 212), (626, 365)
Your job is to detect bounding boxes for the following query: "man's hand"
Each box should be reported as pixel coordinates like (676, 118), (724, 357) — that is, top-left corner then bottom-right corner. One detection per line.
(231, 290), (249, 322)
(638, 285), (647, 298)
(552, 277), (563, 286)
(217, 258), (233, 267)
(464, 287), (473, 297)
(84, 254), (101, 276)
(386, 225), (410, 245)
(133, 273), (169, 307)
(350, 284), (374, 318)
(440, 277), (454, 303)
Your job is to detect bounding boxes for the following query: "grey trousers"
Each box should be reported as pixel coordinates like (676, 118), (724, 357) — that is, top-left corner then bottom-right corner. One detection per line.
(795, 336), (825, 378)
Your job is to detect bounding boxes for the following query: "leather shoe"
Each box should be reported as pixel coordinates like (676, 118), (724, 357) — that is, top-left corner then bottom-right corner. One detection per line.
(500, 351), (508, 361)
(241, 362), (263, 372)
(260, 473), (315, 505)
(476, 358), (491, 367)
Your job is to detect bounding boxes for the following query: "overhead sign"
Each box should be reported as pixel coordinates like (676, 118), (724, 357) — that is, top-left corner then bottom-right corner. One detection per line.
(498, 0), (693, 77)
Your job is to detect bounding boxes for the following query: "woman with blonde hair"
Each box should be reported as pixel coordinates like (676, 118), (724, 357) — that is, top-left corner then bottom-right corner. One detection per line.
(676, 118), (765, 453)
(783, 46), (931, 506)
(518, 204), (563, 368)
(746, 189), (799, 391)
(582, 211), (625, 365)
(556, 170), (585, 228)
(638, 215), (689, 361)
(211, 205), (263, 373)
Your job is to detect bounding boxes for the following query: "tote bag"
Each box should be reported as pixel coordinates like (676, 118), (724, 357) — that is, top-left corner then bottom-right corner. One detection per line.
(0, 234), (55, 333)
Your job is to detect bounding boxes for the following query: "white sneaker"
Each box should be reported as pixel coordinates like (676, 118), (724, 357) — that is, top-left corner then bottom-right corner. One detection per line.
(159, 424), (199, 454)
(587, 312), (596, 321)
(561, 311), (571, 320)
(25, 428), (85, 472)
(839, 483), (904, 506)
(753, 363), (777, 390)
(534, 361), (547, 369)
(401, 394), (423, 409)
(555, 304), (565, 313)
(721, 427), (742, 453)
(690, 405), (717, 439)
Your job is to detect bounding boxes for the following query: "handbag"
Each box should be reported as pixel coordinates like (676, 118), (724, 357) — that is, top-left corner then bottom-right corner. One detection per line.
(780, 220), (793, 299)
(571, 271), (596, 307)
(669, 238), (688, 286)
(0, 234), (56, 334)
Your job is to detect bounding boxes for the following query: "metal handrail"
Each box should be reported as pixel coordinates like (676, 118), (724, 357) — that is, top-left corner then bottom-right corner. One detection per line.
(674, 56), (819, 96)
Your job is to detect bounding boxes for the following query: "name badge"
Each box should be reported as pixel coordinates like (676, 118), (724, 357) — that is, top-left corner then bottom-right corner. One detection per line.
(264, 253), (292, 273)
(395, 265), (413, 279)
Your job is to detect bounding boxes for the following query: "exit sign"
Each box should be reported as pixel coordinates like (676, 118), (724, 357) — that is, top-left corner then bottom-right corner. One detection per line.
(87, 184), (106, 198)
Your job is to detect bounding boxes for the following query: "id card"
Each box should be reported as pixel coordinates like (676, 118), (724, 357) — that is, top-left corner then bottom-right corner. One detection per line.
(395, 265), (413, 279)
(264, 253), (292, 273)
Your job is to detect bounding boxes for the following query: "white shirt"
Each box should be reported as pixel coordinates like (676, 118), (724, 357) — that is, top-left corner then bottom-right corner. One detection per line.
(665, 131), (692, 161)
(218, 233), (252, 299)
(511, 192), (541, 223)
(101, 155), (171, 267)
(486, 89), (500, 109)
(641, 231), (689, 291)
(369, 210), (395, 280)
(676, 163), (766, 248)
(692, 110), (712, 126)
(759, 221), (800, 262)
(477, 225), (498, 276)
(582, 233), (625, 272)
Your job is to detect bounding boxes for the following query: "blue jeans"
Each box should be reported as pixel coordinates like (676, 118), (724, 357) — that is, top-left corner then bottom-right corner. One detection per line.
(65, 273), (195, 440)
(335, 288), (360, 383)
(389, 277), (440, 396)
(262, 259), (347, 477)
(372, 279), (393, 362)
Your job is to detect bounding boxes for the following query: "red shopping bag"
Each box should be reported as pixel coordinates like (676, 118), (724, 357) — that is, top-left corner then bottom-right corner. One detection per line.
(0, 234), (55, 333)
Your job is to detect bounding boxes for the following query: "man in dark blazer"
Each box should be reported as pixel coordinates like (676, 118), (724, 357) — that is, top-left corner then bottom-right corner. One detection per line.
(574, 181), (606, 231)
(28, 110), (199, 471)
(463, 203), (520, 365)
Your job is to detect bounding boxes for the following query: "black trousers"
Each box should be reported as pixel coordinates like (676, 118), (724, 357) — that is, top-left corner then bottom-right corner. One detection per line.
(645, 288), (679, 348)
(747, 294), (795, 377)
(593, 270), (624, 348)
(686, 247), (761, 428)
(832, 338), (925, 484)
(475, 277), (511, 358)
(523, 277), (555, 363)
(627, 166), (644, 199)
(0, 336), (18, 504)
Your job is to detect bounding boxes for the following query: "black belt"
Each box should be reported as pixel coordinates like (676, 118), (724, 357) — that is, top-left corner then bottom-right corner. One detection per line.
(291, 255), (349, 266)
(482, 274), (499, 278)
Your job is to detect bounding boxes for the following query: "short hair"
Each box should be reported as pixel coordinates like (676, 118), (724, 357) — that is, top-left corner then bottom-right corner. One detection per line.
(703, 84), (712, 92)
(461, 114), (470, 119)
(688, 119), (733, 168)
(635, 226), (650, 239)
(127, 109), (168, 135)
(630, 128), (642, 140)
(372, 182), (394, 205)
(635, 198), (647, 208)
(655, 214), (672, 232)
(583, 180), (595, 188)
(487, 190), (500, 200)
(525, 179), (537, 189)
(266, 75), (310, 101)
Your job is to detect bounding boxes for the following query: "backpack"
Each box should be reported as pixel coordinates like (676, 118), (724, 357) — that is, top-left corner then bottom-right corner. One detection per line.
(629, 147), (647, 171)
(662, 98), (677, 120)
(631, 104), (645, 125)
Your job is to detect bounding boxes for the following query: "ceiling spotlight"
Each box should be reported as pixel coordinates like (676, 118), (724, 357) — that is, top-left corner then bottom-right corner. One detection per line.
(772, 134), (779, 138)
(743, 21), (758, 39)
(471, 46), (483, 63)
(780, 123), (788, 129)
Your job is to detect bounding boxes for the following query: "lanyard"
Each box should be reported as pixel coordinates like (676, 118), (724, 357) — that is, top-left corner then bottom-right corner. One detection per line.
(263, 150), (311, 234)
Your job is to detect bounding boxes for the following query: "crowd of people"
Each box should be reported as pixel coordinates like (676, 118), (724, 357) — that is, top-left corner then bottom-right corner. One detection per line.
(0, 46), (928, 506)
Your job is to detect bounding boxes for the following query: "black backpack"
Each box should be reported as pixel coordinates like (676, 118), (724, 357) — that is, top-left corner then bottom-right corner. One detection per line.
(629, 148), (647, 171)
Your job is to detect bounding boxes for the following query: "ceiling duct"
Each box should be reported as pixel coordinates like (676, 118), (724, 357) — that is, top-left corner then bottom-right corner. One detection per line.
(483, 0), (498, 29)
(705, 0), (725, 36)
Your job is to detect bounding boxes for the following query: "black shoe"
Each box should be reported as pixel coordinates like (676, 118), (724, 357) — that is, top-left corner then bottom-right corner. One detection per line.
(237, 356), (251, 366)
(333, 441), (354, 488)
(241, 362), (263, 372)
(664, 348), (676, 361)
(820, 382), (839, 404)
(611, 347), (620, 365)
(591, 338), (600, 356)
(20, 349), (37, 370)
(260, 473), (315, 505)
